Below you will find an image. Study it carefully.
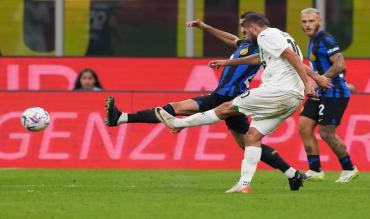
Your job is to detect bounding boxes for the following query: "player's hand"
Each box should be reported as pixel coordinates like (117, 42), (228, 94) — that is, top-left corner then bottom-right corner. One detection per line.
(315, 74), (332, 89)
(310, 79), (319, 90)
(305, 82), (319, 100)
(186, 18), (206, 29)
(208, 60), (228, 70)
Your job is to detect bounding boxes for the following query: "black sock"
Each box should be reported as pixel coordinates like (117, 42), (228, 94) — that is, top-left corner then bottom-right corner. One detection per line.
(162, 104), (176, 116)
(260, 144), (291, 173)
(339, 155), (354, 170)
(127, 109), (157, 123)
(307, 155), (321, 172)
(127, 104), (176, 123)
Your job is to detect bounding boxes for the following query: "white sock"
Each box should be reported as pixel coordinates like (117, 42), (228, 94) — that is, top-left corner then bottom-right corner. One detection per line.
(240, 146), (262, 184)
(172, 109), (221, 128)
(284, 167), (297, 178)
(117, 113), (128, 124)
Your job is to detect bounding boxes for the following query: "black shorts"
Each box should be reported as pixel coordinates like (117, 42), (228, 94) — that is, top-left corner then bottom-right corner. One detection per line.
(192, 93), (249, 134)
(300, 97), (349, 126)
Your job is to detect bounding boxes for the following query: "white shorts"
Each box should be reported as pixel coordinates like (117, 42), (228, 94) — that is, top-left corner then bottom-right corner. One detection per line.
(232, 87), (302, 135)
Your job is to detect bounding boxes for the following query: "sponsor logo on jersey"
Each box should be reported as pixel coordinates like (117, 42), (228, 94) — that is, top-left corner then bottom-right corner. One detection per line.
(327, 47), (339, 55)
(240, 48), (249, 56)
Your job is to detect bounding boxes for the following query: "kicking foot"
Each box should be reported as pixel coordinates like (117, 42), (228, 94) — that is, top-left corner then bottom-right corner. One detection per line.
(169, 128), (182, 134)
(335, 166), (359, 183)
(154, 107), (183, 133)
(225, 181), (251, 193)
(305, 170), (325, 181)
(105, 96), (122, 127)
(288, 170), (307, 191)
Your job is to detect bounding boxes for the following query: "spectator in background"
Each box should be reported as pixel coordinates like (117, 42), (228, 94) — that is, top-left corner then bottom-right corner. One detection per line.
(73, 68), (103, 91)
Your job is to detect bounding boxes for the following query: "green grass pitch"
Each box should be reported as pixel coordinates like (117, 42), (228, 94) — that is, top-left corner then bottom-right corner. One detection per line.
(0, 169), (369, 219)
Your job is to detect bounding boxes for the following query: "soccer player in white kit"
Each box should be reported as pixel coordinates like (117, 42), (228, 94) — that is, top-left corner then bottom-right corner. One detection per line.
(156, 12), (321, 193)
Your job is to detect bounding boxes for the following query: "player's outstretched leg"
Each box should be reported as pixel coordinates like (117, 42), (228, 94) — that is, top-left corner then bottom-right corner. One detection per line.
(105, 96), (122, 127)
(105, 96), (177, 126)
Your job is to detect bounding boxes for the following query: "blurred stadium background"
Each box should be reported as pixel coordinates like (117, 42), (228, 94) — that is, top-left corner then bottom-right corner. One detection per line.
(0, 0), (369, 218)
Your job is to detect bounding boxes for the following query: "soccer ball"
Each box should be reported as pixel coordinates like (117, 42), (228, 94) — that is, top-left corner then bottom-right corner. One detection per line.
(21, 107), (50, 131)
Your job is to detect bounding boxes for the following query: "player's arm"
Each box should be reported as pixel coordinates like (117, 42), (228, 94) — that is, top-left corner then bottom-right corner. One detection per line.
(323, 53), (346, 78)
(304, 65), (332, 89)
(186, 19), (239, 47)
(208, 54), (261, 70)
(281, 48), (317, 98)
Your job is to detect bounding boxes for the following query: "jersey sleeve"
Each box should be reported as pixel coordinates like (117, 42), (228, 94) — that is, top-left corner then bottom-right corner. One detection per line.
(322, 35), (341, 57)
(257, 30), (290, 58)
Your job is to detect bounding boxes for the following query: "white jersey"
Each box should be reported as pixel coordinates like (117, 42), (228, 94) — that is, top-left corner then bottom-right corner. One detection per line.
(257, 28), (305, 99)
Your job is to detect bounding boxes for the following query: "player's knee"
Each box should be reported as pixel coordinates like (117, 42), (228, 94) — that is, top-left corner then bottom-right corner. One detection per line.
(245, 128), (263, 144)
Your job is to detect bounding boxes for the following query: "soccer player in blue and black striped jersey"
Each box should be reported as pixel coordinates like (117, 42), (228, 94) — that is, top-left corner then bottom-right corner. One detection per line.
(105, 12), (306, 190)
(299, 8), (358, 182)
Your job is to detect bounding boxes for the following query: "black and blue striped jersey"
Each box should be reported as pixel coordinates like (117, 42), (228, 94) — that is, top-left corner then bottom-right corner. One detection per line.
(214, 40), (260, 97)
(307, 30), (350, 98)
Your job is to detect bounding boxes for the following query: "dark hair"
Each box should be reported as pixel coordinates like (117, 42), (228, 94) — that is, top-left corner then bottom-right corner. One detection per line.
(240, 11), (258, 19)
(242, 12), (270, 27)
(73, 68), (103, 90)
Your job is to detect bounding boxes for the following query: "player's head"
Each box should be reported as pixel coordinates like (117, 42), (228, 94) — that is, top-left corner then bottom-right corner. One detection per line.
(241, 12), (270, 41)
(73, 68), (103, 91)
(239, 11), (257, 40)
(300, 8), (322, 37)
